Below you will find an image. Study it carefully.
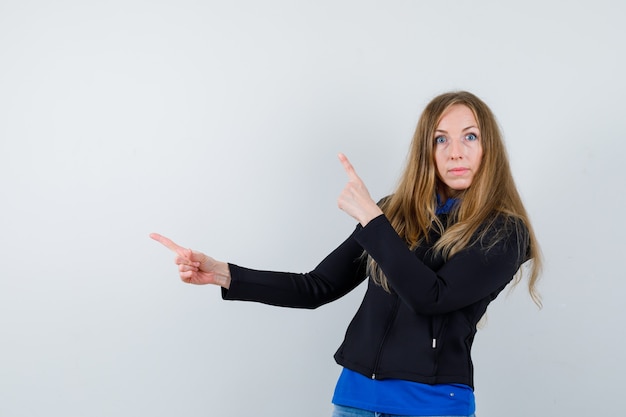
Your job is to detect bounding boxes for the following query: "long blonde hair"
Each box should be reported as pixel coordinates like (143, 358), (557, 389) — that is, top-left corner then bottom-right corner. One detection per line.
(368, 91), (542, 306)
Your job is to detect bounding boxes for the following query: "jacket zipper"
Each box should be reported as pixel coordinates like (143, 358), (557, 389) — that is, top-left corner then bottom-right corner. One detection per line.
(430, 315), (448, 373)
(430, 316), (441, 350)
(371, 297), (400, 379)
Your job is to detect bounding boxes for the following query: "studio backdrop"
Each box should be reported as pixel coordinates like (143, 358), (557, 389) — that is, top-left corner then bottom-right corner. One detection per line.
(1, 1), (624, 416)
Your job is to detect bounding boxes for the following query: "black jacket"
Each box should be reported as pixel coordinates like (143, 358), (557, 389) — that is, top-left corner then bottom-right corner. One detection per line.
(222, 213), (528, 389)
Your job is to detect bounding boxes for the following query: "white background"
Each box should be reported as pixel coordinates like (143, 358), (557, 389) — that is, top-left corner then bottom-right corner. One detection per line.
(1, 1), (624, 416)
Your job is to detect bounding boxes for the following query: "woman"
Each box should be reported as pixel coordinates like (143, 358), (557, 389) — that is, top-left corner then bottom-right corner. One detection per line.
(151, 91), (541, 417)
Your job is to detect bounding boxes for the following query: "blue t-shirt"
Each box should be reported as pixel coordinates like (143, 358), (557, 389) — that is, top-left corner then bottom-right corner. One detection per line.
(332, 368), (475, 416)
(332, 196), (475, 415)
(436, 194), (458, 215)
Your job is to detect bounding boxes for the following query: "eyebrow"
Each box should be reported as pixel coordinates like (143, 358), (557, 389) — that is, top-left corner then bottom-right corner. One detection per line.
(435, 126), (479, 134)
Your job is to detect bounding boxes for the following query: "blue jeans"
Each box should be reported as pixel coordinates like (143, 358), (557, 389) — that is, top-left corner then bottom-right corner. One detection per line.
(332, 404), (476, 417)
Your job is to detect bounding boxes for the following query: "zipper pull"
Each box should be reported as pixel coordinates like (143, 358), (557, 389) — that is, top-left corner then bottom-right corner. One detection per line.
(432, 338), (437, 349)
(371, 373), (376, 380)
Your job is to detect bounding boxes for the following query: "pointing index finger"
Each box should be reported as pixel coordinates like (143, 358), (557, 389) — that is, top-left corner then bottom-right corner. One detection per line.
(150, 233), (184, 253)
(338, 152), (360, 181)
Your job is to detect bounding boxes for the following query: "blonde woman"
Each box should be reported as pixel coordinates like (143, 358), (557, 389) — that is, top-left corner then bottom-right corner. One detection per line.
(151, 91), (541, 417)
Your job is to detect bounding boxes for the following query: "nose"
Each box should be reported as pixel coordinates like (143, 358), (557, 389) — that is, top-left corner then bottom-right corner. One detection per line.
(448, 138), (463, 160)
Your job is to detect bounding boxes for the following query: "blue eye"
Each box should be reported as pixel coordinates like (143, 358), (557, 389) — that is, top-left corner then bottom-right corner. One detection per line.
(465, 133), (478, 141)
(435, 136), (447, 144)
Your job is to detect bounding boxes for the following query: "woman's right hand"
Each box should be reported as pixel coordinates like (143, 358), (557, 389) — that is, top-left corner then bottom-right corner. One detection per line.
(150, 233), (231, 288)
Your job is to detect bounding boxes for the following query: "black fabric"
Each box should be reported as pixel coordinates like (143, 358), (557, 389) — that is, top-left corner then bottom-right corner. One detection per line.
(222, 213), (528, 389)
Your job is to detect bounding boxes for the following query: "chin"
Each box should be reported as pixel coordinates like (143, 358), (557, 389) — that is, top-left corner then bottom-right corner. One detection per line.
(445, 182), (470, 191)
(439, 180), (472, 198)
(447, 186), (471, 197)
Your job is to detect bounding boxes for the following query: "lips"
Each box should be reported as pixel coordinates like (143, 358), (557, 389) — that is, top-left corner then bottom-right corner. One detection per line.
(448, 167), (469, 176)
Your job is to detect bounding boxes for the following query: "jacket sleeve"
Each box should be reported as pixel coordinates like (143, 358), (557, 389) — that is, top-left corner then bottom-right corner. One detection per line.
(353, 214), (528, 315)
(221, 226), (368, 309)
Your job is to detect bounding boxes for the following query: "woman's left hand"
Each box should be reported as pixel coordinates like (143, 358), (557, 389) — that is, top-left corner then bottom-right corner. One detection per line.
(337, 153), (383, 227)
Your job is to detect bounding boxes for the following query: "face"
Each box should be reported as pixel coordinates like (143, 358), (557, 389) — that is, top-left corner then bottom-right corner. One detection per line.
(434, 104), (483, 199)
